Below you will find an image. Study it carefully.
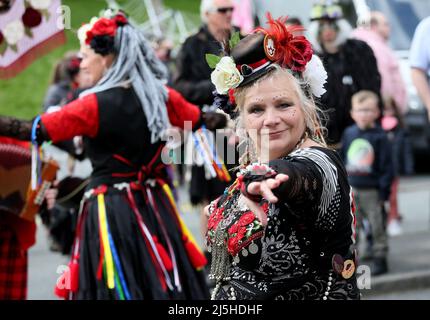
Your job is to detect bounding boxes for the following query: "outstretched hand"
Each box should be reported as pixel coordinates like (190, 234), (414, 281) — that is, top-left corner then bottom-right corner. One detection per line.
(246, 173), (289, 204)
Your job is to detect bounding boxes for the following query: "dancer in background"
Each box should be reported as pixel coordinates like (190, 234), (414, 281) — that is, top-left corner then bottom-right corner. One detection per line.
(0, 11), (226, 300)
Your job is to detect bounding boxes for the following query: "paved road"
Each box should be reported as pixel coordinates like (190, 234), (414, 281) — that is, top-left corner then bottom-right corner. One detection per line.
(27, 185), (202, 300)
(27, 221), (69, 300)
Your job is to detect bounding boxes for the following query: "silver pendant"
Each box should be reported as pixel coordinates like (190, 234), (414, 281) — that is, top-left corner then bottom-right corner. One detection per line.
(233, 255), (240, 264)
(241, 248), (248, 257)
(249, 242), (259, 254)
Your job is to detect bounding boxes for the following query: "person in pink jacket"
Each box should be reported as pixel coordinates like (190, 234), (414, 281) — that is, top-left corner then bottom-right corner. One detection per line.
(352, 11), (408, 114)
(232, 0), (254, 35)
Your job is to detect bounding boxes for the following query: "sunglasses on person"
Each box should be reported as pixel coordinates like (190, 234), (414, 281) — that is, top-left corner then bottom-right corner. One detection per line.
(216, 7), (234, 14)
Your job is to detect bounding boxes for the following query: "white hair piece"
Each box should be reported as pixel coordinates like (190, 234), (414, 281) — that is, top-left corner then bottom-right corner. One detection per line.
(303, 55), (328, 98)
(77, 17), (98, 47)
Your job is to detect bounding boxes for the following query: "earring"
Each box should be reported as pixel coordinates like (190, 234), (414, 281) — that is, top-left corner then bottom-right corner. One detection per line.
(238, 133), (256, 165)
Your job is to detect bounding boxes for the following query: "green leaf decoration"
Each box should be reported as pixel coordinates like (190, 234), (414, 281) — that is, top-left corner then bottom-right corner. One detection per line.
(0, 42), (7, 56)
(24, 0), (30, 8)
(229, 31), (241, 50)
(205, 53), (222, 69)
(10, 44), (18, 53)
(25, 27), (34, 38)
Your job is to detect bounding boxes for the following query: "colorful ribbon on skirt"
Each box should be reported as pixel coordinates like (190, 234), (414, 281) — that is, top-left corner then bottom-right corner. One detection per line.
(97, 191), (131, 299)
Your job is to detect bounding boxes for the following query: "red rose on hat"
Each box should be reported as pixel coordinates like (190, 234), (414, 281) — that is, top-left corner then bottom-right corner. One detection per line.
(85, 18), (117, 45)
(22, 7), (42, 28)
(0, 31), (4, 45)
(289, 36), (313, 72)
(256, 14), (313, 73)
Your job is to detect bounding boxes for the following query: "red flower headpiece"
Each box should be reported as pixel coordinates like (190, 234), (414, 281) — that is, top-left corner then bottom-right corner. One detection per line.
(84, 14), (128, 45)
(85, 18), (117, 45)
(255, 14), (313, 72)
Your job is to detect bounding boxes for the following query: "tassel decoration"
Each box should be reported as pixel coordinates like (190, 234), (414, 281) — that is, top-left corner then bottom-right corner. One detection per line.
(69, 260), (79, 292)
(183, 235), (207, 270)
(160, 182), (208, 270)
(54, 270), (70, 299)
(153, 236), (173, 272)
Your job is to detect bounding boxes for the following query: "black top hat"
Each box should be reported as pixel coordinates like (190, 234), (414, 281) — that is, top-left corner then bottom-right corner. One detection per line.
(229, 14), (313, 89)
(231, 33), (276, 87)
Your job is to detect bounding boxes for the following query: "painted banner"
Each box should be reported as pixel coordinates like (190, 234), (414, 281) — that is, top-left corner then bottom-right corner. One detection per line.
(0, 0), (66, 79)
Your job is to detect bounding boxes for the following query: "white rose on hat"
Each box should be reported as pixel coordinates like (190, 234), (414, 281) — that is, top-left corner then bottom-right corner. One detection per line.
(211, 56), (244, 95)
(3, 20), (25, 45)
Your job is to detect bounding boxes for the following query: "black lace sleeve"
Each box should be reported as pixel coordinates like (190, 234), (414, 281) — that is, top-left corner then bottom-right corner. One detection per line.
(0, 116), (50, 143)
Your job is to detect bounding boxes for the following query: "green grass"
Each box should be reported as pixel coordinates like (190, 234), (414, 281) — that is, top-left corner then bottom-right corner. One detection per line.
(0, 0), (107, 118)
(163, 0), (200, 13)
(0, 0), (199, 118)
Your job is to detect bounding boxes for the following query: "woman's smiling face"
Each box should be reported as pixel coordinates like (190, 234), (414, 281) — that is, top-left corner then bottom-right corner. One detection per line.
(242, 71), (306, 161)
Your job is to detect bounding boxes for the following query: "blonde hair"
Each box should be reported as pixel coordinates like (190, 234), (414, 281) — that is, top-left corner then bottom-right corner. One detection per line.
(233, 65), (327, 164)
(351, 90), (379, 109)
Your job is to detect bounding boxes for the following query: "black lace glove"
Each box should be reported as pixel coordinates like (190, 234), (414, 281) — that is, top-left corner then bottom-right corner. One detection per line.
(0, 115), (48, 143)
(238, 164), (278, 202)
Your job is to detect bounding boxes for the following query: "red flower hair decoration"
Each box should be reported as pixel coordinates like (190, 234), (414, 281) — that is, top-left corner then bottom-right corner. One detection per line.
(255, 14), (313, 73)
(82, 13), (128, 56)
(85, 18), (117, 45)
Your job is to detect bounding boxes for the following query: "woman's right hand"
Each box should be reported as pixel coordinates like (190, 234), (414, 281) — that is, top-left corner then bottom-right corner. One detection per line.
(246, 173), (289, 204)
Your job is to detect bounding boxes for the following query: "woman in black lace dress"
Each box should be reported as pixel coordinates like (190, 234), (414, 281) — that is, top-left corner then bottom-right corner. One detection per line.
(204, 14), (360, 300)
